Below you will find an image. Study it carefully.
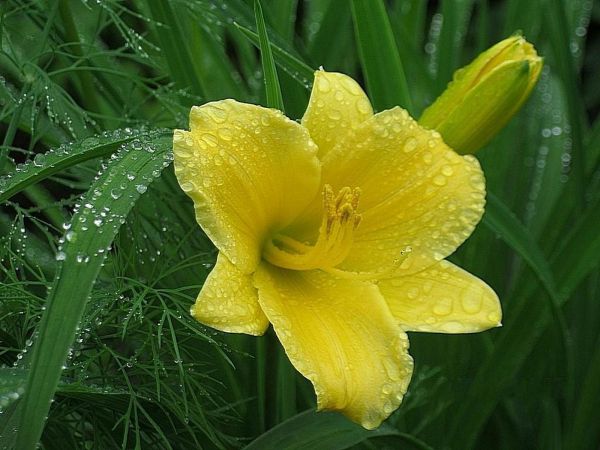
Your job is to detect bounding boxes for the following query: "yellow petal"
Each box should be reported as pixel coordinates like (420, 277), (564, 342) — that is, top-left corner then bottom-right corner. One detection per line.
(378, 260), (501, 333)
(190, 253), (269, 336)
(173, 100), (321, 273)
(302, 70), (373, 158)
(321, 107), (485, 277)
(254, 264), (413, 429)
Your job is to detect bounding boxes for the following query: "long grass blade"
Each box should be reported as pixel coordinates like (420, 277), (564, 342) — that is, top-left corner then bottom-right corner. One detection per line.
(234, 23), (314, 89)
(566, 335), (600, 450)
(544, 0), (588, 206)
(448, 192), (600, 448)
(0, 129), (154, 203)
(13, 131), (172, 450)
(483, 193), (560, 302)
(254, 0), (285, 111)
(243, 409), (433, 450)
(350, 0), (413, 113)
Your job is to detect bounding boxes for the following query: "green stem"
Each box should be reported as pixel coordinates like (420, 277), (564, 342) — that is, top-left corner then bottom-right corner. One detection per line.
(275, 344), (296, 422)
(0, 85), (28, 174)
(57, 0), (102, 115)
(256, 336), (267, 433)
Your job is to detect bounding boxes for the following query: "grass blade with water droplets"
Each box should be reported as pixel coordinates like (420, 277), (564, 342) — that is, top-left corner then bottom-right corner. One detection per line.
(14, 130), (172, 450)
(234, 24), (314, 90)
(0, 129), (156, 204)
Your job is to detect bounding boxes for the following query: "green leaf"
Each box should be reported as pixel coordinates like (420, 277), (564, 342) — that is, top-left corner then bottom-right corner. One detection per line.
(0, 368), (27, 411)
(254, 0), (285, 110)
(307, 0), (353, 72)
(544, 0), (588, 206)
(243, 409), (433, 450)
(0, 129), (155, 203)
(483, 193), (559, 300)
(434, 0), (476, 93)
(483, 192), (575, 418)
(448, 193), (600, 448)
(13, 130), (172, 450)
(350, 0), (413, 113)
(566, 337), (600, 450)
(144, 1), (206, 97)
(234, 23), (314, 89)
(552, 194), (600, 299)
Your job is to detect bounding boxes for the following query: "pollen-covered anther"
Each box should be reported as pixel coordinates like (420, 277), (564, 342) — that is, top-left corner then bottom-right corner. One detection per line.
(263, 184), (362, 271)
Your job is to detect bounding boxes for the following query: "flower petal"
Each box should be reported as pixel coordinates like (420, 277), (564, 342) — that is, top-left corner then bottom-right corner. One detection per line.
(322, 107), (486, 277)
(191, 253), (269, 336)
(174, 100), (321, 273)
(302, 70), (373, 158)
(254, 264), (413, 429)
(378, 260), (501, 333)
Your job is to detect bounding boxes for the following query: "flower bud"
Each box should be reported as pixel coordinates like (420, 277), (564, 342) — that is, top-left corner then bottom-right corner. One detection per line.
(419, 35), (542, 154)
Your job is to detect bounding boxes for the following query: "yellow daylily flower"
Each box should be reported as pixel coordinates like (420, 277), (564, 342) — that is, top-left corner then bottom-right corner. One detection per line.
(173, 70), (501, 429)
(420, 35), (542, 154)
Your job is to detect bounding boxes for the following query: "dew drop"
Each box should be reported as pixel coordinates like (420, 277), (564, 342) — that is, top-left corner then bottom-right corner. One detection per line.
(317, 75), (331, 92)
(433, 298), (453, 316)
(403, 137), (418, 153)
(433, 175), (447, 186)
(461, 295), (482, 314)
(442, 165), (454, 176)
(33, 153), (46, 167)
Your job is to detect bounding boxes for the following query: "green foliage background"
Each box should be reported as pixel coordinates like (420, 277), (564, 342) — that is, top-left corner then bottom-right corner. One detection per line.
(1, 0), (599, 449)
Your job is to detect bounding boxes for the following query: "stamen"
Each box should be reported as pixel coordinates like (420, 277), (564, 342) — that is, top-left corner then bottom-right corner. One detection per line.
(263, 184), (362, 271)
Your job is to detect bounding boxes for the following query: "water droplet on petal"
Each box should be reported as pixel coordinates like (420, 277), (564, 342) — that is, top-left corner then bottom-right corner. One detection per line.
(403, 137), (418, 153)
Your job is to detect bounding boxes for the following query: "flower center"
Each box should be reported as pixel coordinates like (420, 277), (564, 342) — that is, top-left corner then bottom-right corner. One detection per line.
(263, 184), (361, 271)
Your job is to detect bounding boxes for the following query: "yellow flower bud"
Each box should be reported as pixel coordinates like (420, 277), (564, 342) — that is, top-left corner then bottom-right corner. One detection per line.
(419, 35), (543, 154)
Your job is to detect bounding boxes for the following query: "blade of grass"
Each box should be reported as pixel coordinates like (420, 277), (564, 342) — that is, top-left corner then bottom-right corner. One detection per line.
(0, 129), (155, 203)
(483, 193), (560, 301)
(234, 23), (314, 89)
(0, 368), (28, 412)
(57, 0), (102, 115)
(254, 0), (285, 111)
(566, 334), (600, 450)
(256, 336), (267, 434)
(435, 0), (475, 93)
(13, 130), (172, 450)
(144, 1), (205, 97)
(483, 192), (574, 410)
(350, 0), (413, 113)
(552, 195), (600, 298)
(275, 345), (297, 422)
(267, 0), (298, 42)
(389, 0), (428, 53)
(243, 409), (433, 450)
(307, 0), (353, 72)
(544, 0), (587, 207)
(449, 192), (600, 448)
